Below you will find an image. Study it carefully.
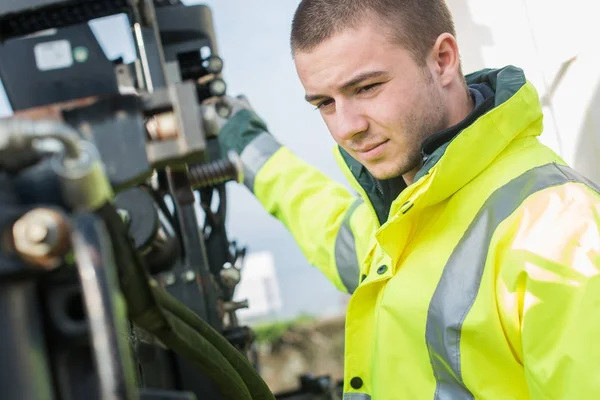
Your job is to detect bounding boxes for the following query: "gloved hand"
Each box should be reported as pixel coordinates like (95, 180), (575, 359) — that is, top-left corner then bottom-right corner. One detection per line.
(201, 95), (272, 156)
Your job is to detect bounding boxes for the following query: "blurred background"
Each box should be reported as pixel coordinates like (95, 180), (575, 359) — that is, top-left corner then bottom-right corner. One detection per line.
(0, 0), (597, 392)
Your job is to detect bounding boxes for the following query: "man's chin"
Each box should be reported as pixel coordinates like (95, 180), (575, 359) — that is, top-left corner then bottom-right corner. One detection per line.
(364, 163), (404, 180)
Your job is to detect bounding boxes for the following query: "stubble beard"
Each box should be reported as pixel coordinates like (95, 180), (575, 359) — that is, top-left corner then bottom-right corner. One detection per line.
(383, 78), (448, 180)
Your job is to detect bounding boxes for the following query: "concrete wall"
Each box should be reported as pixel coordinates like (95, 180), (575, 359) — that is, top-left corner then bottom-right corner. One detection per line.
(447, 0), (600, 183)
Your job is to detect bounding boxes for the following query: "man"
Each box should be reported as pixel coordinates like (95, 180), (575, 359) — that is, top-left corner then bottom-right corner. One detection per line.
(209, 0), (600, 398)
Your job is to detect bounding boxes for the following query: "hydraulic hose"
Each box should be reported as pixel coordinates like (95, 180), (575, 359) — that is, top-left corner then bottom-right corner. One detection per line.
(151, 285), (275, 400)
(96, 203), (273, 400)
(150, 302), (252, 400)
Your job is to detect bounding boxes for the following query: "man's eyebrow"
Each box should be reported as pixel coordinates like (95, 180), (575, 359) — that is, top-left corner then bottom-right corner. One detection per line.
(304, 70), (388, 103)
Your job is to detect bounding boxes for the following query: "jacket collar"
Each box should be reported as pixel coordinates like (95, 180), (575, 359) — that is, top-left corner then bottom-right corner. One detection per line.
(333, 65), (542, 226)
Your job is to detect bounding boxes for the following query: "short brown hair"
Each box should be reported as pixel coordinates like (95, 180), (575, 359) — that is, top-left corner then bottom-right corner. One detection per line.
(290, 0), (456, 66)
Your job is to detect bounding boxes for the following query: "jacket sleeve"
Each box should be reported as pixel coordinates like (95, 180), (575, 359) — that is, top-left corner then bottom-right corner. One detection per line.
(218, 110), (376, 294)
(501, 182), (600, 398)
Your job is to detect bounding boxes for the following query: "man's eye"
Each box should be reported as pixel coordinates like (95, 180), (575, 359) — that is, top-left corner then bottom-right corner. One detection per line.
(316, 99), (333, 110)
(359, 83), (380, 93)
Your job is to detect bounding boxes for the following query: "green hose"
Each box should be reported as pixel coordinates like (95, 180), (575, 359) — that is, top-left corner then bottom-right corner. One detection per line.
(153, 309), (252, 400)
(97, 204), (264, 400)
(152, 286), (276, 400)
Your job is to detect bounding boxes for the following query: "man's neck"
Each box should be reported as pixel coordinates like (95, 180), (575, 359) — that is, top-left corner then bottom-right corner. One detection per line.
(402, 85), (475, 186)
(446, 85), (476, 132)
(403, 167), (419, 186)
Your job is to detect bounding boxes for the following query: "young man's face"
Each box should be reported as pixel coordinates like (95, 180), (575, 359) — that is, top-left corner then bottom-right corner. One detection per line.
(294, 20), (449, 180)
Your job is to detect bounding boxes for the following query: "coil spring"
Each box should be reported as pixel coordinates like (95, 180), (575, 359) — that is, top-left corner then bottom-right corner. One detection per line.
(188, 152), (243, 189)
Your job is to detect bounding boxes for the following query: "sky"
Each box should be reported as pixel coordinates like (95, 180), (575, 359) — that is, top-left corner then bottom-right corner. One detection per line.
(0, 1), (352, 320)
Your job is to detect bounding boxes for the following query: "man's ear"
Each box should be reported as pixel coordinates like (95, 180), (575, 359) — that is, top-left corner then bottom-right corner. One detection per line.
(429, 33), (460, 88)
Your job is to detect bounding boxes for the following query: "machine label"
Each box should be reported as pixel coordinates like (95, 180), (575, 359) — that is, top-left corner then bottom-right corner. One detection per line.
(34, 39), (73, 71)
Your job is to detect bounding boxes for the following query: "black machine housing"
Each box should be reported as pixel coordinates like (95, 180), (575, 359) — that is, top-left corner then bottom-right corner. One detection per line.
(0, 1), (343, 399)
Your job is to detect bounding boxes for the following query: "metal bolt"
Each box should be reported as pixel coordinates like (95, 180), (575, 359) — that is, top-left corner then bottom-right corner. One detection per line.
(25, 222), (49, 243)
(163, 272), (176, 286)
(188, 151), (244, 189)
(215, 101), (232, 119)
(208, 78), (227, 97)
(205, 56), (224, 74)
(12, 208), (70, 270)
(182, 270), (196, 282)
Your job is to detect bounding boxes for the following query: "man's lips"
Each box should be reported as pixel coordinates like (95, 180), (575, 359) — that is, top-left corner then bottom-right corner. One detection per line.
(355, 139), (389, 153)
(354, 139), (389, 160)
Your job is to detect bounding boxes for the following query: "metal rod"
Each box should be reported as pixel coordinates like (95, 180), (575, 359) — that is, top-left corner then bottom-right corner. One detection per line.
(131, 0), (169, 92)
(0, 118), (81, 159)
(71, 214), (134, 400)
(133, 22), (154, 93)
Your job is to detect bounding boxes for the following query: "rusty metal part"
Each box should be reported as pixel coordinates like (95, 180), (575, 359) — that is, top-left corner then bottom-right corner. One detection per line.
(11, 208), (71, 269)
(10, 96), (99, 122)
(146, 112), (179, 140)
(197, 73), (217, 86)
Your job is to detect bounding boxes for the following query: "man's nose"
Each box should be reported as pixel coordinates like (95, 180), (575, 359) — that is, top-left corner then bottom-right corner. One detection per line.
(333, 102), (368, 141)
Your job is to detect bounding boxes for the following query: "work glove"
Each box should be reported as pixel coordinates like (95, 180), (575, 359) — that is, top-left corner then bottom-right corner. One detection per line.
(202, 95), (272, 156)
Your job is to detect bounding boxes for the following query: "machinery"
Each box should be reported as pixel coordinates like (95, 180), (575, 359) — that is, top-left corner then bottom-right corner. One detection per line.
(0, 1), (341, 399)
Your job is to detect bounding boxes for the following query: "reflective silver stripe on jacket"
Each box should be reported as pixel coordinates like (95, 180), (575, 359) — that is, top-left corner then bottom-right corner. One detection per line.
(343, 393), (371, 400)
(239, 132), (282, 191)
(425, 163), (599, 400)
(335, 197), (364, 294)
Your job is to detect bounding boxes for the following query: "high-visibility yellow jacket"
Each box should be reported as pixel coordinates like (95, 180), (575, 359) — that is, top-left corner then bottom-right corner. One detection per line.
(220, 65), (600, 399)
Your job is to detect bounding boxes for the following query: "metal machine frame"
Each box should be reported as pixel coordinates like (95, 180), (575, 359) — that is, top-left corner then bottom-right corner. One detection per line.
(0, 1), (342, 399)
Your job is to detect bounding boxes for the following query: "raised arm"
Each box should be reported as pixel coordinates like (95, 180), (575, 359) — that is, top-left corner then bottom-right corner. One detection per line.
(213, 97), (377, 294)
